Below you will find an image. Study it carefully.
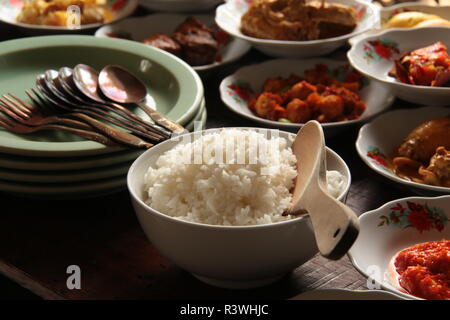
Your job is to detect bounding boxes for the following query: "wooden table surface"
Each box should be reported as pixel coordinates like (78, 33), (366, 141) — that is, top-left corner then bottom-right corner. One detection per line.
(0, 6), (417, 300)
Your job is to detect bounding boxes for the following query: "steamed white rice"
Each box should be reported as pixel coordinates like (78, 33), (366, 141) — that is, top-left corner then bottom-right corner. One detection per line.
(143, 129), (346, 226)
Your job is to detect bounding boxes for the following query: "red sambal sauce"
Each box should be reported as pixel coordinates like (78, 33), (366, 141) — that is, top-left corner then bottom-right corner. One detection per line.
(394, 240), (450, 300)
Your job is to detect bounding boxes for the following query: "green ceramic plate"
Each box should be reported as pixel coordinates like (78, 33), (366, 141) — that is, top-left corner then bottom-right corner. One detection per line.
(0, 102), (205, 182)
(0, 149), (143, 171)
(0, 35), (203, 157)
(0, 105), (207, 198)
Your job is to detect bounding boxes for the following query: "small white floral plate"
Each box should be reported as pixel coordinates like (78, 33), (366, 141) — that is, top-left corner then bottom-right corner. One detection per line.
(215, 0), (379, 58)
(348, 195), (450, 300)
(95, 13), (251, 72)
(347, 27), (450, 106)
(355, 106), (450, 196)
(219, 58), (394, 137)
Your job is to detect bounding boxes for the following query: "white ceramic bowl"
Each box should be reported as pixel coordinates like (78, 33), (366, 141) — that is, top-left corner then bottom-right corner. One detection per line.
(215, 0), (379, 58)
(220, 58), (395, 137)
(348, 27), (450, 106)
(140, 0), (223, 13)
(95, 13), (251, 72)
(356, 106), (450, 196)
(0, 0), (138, 34)
(348, 195), (450, 300)
(127, 128), (351, 289)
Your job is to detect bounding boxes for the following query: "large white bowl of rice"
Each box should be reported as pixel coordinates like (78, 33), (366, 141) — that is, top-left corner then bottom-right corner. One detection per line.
(127, 128), (351, 289)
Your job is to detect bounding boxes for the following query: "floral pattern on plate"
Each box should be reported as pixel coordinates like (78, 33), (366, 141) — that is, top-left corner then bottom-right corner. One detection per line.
(363, 38), (400, 63)
(378, 201), (449, 232)
(227, 81), (253, 103)
(351, 4), (368, 21)
(366, 146), (389, 169)
(7, 0), (21, 8)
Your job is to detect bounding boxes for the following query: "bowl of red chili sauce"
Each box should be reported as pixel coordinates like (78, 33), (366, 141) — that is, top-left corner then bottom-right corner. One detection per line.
(348, 195), (450, 300)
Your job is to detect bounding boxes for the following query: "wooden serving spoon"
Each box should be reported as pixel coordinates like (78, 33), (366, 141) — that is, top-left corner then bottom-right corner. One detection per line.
(286, 120), (360, 260)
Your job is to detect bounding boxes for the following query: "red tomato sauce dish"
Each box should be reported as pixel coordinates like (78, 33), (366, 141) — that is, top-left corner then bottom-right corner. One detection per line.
(247, 64), (366, 124)
(388, 41), (450, 87)
(387, 240), (450, 300)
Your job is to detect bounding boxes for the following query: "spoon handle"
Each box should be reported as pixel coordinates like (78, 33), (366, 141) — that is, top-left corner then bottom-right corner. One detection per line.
(38, 124), (119, 147)
(69, 113), (153, 149)
(305, 188), (359, 260)
(138, 102), (187, 134)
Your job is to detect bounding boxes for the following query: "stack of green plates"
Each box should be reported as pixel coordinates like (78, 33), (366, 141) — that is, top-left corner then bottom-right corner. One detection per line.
(0, 36), (206, 198)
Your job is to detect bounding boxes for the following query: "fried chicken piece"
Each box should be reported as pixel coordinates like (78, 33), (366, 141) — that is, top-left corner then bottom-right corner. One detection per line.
(285, 80), (316, 100)
(326, 86), (366, 117)
(316, 94), (344, 121)
(268, 105), (287, 121)
(142, 33), (182, 57)
(397, 117), (450, 164)
(305, 92), (322, 112)
(286, 98), (311, 123)
(262, 74), (302, 93)
(253, 92), (284, 118)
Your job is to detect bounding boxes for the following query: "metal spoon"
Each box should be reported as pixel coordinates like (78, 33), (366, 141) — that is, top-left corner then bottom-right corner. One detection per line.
(286, 120), (360, 260)
(71, 64), (169, 137)
(98, 65), (186, 134)
(43, 70), (165, 142)
(35, 74), (153, 149)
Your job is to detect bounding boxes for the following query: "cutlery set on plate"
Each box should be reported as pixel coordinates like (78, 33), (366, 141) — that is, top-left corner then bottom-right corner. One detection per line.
(0, 64), (184, 149)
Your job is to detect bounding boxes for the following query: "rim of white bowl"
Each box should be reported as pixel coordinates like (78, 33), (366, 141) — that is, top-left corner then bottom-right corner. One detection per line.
(215, 0), (379, 47)
(347, 27), (450, 92)
(380, 2), (450, 14)
(347, 194), (450, 300)
(355, 107), (450, 194)
(127, 127), (352, 230)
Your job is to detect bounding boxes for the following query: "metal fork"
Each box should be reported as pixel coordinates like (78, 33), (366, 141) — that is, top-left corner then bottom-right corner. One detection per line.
(0, 92), (153, 149)
(0, 102), (118, 147)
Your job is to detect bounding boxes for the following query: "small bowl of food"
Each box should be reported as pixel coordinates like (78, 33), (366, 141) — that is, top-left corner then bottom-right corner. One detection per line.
(95, 13), (251, 73)
(215, 0), (379, 58)
(139, 0), (223, 13)
(348, 195), (450, 300)
(381, 3), (450, 29)
(349, 3), (450, 46)
(127, 127), (351, 289)
(0, 0), (138, 34)
(348, 27), (450, 106)
(356, 106), (450, 196)
(219, 58), (394, 137)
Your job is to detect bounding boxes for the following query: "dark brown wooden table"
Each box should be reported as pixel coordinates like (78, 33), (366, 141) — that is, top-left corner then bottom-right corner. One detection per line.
(0, 6), (416, 300)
